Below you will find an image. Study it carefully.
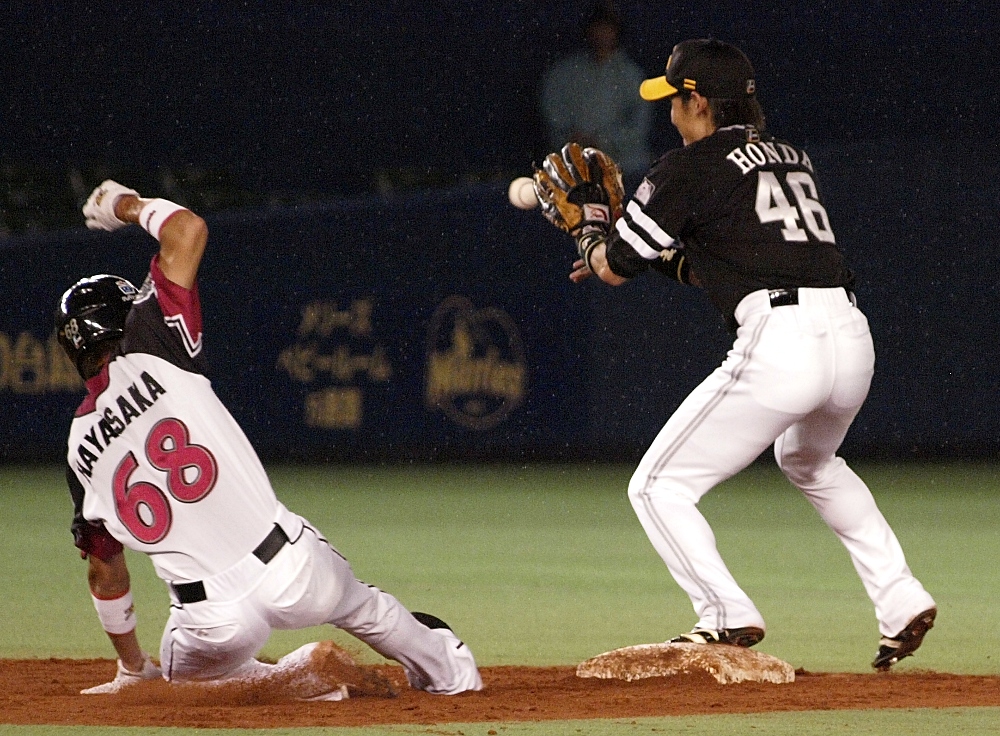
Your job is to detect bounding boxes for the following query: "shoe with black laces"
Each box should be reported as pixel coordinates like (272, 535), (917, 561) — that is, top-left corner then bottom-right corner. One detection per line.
(669, 626), (765, 648)
(872, 607), (936, 671)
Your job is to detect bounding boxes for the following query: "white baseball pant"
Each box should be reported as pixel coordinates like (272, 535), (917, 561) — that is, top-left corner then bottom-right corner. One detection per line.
(628, 287), (935, 638)
(159, 509), (481, 694)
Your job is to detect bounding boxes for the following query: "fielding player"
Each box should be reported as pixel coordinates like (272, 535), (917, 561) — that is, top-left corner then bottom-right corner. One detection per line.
(533, 39), (936, 670)
(58, 181), (482, 696)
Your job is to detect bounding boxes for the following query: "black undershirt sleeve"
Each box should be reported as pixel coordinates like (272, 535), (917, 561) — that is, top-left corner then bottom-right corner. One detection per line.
(649, 251), (695, 284)
(606, 234), (695, 286)
(604, 235), (650, 280)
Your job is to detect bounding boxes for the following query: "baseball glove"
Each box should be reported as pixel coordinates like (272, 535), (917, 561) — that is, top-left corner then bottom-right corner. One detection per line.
(532, 143), (625, 235)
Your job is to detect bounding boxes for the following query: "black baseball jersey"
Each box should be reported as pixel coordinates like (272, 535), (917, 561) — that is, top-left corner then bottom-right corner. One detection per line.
(606, 124), (854, 330)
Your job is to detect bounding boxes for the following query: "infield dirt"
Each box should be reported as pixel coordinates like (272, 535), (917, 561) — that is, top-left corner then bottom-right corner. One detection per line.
(3, 658), (1000, 728)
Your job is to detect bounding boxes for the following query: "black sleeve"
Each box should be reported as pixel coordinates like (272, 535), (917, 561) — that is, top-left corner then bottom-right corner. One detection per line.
(122, 292), (207, 375)
(604, 234), (651, 279)
(605, 234), (696, 285)
(649, 250), (696, 284)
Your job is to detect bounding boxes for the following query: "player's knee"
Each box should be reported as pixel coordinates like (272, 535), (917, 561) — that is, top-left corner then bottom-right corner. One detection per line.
(627, 469), (695, 506)
(775, 445), (838, 488)
(162, 620), (265, 682)
(626, 469), (652, 504)
(775, 449), (810, 485)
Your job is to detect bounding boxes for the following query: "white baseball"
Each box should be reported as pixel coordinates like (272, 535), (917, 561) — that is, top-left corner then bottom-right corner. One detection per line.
(508, 176), (538, 210)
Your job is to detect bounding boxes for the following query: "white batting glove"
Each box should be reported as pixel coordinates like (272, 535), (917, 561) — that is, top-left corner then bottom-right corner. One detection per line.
(80, 652), (161, 694)
(82, 179), (140, 232)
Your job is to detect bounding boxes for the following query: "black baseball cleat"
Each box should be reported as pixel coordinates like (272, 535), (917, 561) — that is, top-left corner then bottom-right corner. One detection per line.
(872, 607), (937, 671)
(669, 626), (765, 648)
(411, 611), (453, 631)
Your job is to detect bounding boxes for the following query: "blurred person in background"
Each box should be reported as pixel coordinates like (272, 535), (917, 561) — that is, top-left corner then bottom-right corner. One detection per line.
(540, 2), (652, 187)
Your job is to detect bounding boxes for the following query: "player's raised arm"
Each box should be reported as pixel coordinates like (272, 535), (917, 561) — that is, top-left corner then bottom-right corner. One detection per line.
(82, 179), (208, 289)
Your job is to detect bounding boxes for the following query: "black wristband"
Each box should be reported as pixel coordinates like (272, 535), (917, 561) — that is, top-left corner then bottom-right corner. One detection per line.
(576, 230), (606, 272)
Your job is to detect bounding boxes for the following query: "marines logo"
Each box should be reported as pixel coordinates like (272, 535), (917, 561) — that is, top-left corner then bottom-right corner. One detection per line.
(425, 296), (526, 430)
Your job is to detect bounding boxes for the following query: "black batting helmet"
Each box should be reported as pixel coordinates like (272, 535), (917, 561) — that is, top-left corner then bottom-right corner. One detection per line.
(55, 275), (139, 376)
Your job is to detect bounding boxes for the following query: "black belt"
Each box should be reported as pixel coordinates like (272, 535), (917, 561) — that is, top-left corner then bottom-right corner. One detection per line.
(171, 524), (289, 605)
(252, 523), (289, 564)
(768, 288), (799, 307)
(768, 287), (856, 308)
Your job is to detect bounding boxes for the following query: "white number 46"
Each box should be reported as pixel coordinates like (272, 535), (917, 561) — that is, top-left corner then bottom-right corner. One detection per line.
(755, 171), (835, 243)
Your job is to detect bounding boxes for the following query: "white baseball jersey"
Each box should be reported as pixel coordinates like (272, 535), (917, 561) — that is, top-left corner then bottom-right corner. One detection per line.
(67, 257), (297, 583)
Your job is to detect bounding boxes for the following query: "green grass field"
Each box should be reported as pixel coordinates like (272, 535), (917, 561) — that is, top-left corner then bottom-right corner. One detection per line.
(2, 460), (998, 735)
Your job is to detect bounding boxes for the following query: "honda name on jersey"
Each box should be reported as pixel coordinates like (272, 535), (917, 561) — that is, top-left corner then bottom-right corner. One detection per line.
(725, 140), (814, 175)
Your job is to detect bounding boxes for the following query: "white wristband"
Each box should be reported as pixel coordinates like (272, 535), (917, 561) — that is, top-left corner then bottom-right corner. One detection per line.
(138, 199), (188, 241)
(92, 591), (137, 635)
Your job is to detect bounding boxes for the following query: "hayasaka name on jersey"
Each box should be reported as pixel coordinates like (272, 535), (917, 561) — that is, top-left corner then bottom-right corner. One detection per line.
(74, 371), (167, 478)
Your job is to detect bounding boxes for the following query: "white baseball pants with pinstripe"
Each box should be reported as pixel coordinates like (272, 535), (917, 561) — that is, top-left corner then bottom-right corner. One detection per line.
(628, 287), (935, 639)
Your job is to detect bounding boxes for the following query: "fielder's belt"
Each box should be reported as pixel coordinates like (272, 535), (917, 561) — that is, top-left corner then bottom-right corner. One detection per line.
(171, 523), (289, 604)
(768, 288), (799, 307)
(767, 287), (856, 309)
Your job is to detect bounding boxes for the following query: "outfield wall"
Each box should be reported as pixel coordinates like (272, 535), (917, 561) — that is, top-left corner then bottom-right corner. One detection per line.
(1, 140), (997, 461)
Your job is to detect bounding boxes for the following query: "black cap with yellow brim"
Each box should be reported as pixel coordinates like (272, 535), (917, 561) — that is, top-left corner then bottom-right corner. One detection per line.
(639, 75), (680, 101)
(640, 39), (756, 101)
